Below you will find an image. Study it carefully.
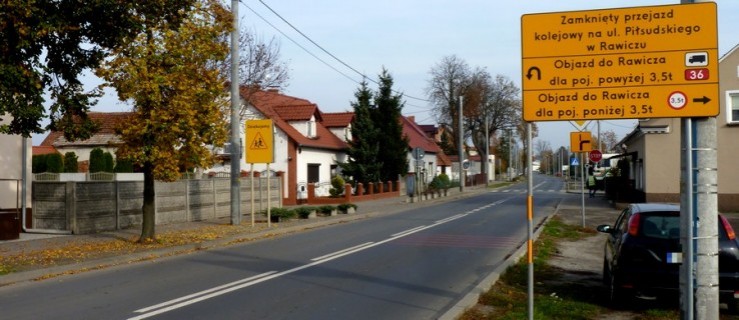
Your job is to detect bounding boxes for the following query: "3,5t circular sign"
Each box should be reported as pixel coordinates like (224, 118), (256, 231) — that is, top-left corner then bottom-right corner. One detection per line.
(668, 91), (687, 110)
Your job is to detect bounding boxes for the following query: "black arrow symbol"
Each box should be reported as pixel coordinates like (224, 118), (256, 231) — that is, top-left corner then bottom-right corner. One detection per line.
(693, 96), (711, 104)
(526, 66), (541, 80)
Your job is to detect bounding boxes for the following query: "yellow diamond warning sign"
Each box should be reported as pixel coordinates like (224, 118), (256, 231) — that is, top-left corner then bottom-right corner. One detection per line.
(521, 3), (718, 121)
(245, 119), (274, 163)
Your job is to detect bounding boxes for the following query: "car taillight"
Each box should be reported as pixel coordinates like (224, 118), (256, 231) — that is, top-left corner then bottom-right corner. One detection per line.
(720, 215), (736, 240)
(628, 213), (641, 236)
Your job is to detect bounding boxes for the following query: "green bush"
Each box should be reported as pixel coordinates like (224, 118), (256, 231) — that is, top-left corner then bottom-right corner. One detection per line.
(269, 207), (296, 219)
(429, 173), (451, 191)
(63, 152), (78, 173)
(103, 152), (114, 172)
(46, 153), (63, 173)
(89, 148), (106, 173)
(329, 175), (345, 197)
(318, 205), (336, 214)
(114, 158), (134, 173)
(337, 203), (357, 213)
(32, 154), (48, 173)
(294, 206), (316, 219)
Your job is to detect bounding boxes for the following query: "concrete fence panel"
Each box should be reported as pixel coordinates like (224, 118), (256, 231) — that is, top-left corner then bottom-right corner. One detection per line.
(32, 177), (282, 234)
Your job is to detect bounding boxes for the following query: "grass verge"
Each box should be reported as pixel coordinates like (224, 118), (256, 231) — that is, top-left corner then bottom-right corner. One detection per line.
(458, 216), (686, 320)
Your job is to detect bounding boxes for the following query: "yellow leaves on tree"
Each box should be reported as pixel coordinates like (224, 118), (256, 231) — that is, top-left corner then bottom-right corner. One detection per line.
(97, 0), (232, 182)
(96, 0), (233, 241)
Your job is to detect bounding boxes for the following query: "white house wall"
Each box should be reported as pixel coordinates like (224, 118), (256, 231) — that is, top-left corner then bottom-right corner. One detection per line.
(407, 152), (437, 183)
(297, 148), (346, 197)
(329, 127), (350, 142)
(0, 132), (31, 209)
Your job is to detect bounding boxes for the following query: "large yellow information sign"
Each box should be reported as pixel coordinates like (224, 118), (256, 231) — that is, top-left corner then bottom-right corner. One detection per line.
(245, 119), (274, 164)
(521, 3), (718, 121)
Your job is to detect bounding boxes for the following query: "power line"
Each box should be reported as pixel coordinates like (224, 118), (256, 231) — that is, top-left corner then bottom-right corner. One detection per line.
(252, 0), (431, 104)
(240, 2), (360, 86)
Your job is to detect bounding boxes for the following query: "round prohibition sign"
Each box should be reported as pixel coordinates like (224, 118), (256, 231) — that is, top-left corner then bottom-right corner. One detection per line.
(668, 91), (688, 110)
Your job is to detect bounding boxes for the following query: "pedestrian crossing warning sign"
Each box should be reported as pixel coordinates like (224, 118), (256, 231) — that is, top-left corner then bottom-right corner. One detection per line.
(245, 119), (274, 163)
(250, 132), (268, 150)
(571, 157), (579, 166)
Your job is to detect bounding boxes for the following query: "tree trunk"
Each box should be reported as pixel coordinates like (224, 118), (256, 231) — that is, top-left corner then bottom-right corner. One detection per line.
(139, 161), (156, 242)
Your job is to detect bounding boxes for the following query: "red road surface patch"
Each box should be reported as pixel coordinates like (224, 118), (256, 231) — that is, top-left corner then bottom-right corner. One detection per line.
(392, 234), (520, 249)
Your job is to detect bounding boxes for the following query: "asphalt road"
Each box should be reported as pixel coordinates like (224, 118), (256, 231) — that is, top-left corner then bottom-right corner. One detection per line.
(0, 175), (566, 320)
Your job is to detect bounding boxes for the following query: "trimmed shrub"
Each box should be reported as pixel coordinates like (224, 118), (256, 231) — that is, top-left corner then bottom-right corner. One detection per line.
(89, 148), (106, 173)
(46, 153), (63, 173)
(103, 152), (114, 172)
(337, 203), (357, 213)
(269, 207), (296, 220)
(32, 154), (48, 173)
(63, 152), (78, 173)
(329, 175), (345, 197)
(114, 158), (134, 173)
(294, 206), (316, 219)
(317, 205), (336, 216)
(428, 173), (451, 193)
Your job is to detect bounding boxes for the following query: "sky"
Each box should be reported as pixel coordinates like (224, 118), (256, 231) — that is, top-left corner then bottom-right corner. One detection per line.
(34, 0), (739, 150)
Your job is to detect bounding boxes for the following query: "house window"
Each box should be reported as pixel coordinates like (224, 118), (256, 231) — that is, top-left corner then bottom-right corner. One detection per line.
(728, 90), (739, 124)
(307, 164), (320, 183)
(307, 116), (317, 138)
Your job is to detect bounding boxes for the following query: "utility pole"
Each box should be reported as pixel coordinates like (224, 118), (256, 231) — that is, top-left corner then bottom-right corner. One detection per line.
(485, 114), (490, 187)
(508, 130), (513, 181)
(458, 96), (465, 192)
(679, 1), (718, 319)
(229, 0), (241, 225)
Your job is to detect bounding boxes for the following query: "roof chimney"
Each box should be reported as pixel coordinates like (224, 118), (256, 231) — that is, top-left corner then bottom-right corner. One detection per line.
(408, 116), (415, 123)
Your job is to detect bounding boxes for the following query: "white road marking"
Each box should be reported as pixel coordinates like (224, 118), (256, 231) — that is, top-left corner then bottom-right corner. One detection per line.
(129, 199), (507, 319)
(311, 242), (375, 261)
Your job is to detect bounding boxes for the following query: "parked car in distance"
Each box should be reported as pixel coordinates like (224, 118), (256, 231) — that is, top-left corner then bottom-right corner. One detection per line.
(597, 203), (739, 311)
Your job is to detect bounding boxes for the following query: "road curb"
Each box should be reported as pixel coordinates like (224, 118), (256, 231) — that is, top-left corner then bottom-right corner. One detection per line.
(438, 198), (561, 320)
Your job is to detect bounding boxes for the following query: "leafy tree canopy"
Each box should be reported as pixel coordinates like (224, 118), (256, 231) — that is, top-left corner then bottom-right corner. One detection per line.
(0, 0), (195, 139)
(97, 0), (231, 182)
(96, 0), (232, 241)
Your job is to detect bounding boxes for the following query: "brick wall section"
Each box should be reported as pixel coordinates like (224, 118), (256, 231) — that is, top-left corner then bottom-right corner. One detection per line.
(305, 181), (401, 205)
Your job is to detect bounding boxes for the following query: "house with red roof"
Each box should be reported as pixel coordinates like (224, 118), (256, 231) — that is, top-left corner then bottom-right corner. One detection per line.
(34, 88), (453, 206)
(321, 112), (354, 143)
(210, 88), (350, 205)
(38, 112), (130, 172)
(402, 116), (448, 183)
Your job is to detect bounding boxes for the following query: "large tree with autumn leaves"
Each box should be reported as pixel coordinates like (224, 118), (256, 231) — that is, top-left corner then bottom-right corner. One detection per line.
(96, 0), (232, 241)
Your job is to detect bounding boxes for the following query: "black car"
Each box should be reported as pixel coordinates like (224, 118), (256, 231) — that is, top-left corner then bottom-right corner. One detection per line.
(597, 203), (739, 310)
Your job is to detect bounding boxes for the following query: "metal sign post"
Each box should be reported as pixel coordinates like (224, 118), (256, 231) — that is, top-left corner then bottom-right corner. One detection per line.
(246, 120), (275, 227)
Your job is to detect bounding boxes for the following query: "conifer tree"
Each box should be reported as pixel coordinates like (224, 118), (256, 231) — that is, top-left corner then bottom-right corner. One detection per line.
(373, 69), (409, 182)
(340, 81), (381, 185)
(63, 152), (78, 173)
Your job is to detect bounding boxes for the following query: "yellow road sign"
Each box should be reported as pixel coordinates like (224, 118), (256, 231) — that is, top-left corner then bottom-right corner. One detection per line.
(570, 131), (592, 153)
(246, 119), (274, 163)
(521, 3), (718, 121)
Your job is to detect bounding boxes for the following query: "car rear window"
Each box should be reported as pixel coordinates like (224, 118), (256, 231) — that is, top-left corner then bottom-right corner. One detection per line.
(641, 214), (680, 239)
